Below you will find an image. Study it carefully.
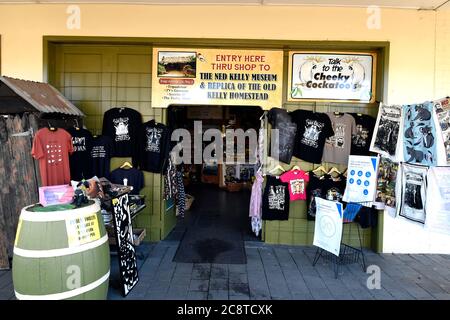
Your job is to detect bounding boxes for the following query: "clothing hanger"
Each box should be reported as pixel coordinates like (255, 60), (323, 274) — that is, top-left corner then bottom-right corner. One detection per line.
(74, 119), (80, 131)
(328, 167), (341, 177)
(259, 111), (268, 121)
(120, 161), (133, 169)
(290, 165), (301, 171)
(267, 164), (286, 175)
(312, 165), (327, 175)
(48, 121), (57, 132)
(342, 168), (348, 177)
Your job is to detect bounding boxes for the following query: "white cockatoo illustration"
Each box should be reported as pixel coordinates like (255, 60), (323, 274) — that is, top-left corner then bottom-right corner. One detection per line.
(298, 57), (322, 84)
(345, 58), (366, 90)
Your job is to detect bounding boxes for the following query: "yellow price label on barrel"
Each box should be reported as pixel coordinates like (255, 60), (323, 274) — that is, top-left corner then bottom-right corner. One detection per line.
(65, 212), (101, 247)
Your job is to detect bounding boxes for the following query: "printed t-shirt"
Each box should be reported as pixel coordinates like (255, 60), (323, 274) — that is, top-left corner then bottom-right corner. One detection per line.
(102, 107), (142, 158)
(31, 128), (74, 186)
(90, 135), (114, 179)
(322, 113), (356, 165)
(262, 175), (290, 221)
(290, 110), (335, 164)
(67, 127), (93, 181)
(280, 169), (310, 201)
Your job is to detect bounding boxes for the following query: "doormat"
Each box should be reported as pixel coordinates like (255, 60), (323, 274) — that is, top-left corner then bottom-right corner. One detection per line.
(173, 226), (247, 264)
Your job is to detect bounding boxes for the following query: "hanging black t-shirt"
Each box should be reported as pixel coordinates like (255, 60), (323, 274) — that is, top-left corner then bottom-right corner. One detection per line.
(137, 120), (171, 173)
(306, 173), (332, 221)
(290, 110), (334, 164)
(262, 175), (290, 221)
(67, 127), (93, 181)
(350, 113), (376, 156)
(267, 108), (297, 164)
(324, 175), (347, 203)
(110, 167), (144, 195)
(102, 107), (142, 158)
(90, 135), (114, 179)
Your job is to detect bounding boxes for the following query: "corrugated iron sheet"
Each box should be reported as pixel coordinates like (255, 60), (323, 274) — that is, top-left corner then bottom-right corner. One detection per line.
(0, 76), (84, 116)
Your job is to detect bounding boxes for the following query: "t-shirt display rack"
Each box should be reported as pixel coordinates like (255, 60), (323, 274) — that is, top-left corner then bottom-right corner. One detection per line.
(263, 101), (375, 278)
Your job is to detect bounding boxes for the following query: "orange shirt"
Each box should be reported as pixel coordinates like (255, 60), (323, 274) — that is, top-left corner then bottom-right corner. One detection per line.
(32, 128), (74, 186)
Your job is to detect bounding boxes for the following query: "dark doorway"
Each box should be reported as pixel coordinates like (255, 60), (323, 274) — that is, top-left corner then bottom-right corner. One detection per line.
(167, 105), (263, 264)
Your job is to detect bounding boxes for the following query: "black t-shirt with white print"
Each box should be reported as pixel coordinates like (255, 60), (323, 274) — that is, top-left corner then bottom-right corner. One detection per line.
(137, 120), (171, 173)
(350, 113), (376, 156)
(290, 110), (335, 164)
(102, 107), (142, 158)
(262, 175), (290, 221)
(90, 135), (114, 179)
(67, 127), (93, 181)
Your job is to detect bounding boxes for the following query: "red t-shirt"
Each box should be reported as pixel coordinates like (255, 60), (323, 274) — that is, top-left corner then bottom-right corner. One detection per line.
(32, 128), (74, 186)
(280, 169), (310, 201)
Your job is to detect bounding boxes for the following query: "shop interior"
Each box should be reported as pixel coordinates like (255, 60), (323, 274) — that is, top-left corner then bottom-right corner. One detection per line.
(167, 105), (264, 264)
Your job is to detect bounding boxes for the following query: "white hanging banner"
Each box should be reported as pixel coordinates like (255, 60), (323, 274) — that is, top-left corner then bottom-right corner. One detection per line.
(313, 198), (343, 256)
(343, 155), (379, 204)
(425, 167), (450, 234)
(433, 97), (450, 165)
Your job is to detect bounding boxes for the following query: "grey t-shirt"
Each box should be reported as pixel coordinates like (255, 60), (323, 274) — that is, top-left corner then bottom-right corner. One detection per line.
(322, 113), (356, 165)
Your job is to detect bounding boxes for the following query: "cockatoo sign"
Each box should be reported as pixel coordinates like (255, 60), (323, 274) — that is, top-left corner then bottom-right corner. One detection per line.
(288, 52), (376, 103)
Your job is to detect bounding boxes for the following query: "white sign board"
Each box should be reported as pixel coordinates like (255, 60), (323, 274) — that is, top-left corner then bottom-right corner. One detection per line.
(425, 167), (450, 234)
(343, 155), (379, 204)
(288, 52), (376, 103)
(313, 198), (344, 256)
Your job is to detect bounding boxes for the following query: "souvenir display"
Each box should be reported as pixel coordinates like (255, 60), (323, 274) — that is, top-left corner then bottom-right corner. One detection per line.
(433, 97), (450, 165)
(350, 113), (376, 156)
(370, 103), (402, 159)
(322, 112), (356, 165)
(398, 163), (428, 224)
(31, 127), (74, 186)
(67, 127), (93, 181)
(290, 109), (335, 164)
(262, 175), (290, 221)
(102, 107), (142, 159)
(374, 157), (399, 211)
(137, 119), (171, 173)
(403, 102), (437, 166)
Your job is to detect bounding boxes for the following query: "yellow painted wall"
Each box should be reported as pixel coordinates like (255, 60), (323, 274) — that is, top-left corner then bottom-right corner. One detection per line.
(0, 4), (444, 104)
(436, 9), (450, 98)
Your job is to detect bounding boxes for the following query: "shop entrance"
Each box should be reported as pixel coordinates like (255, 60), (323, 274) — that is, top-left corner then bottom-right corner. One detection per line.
(167, 105), (264, 264)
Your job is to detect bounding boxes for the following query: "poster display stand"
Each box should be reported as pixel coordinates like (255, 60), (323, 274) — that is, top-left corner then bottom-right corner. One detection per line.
(313, 221), (366, 279)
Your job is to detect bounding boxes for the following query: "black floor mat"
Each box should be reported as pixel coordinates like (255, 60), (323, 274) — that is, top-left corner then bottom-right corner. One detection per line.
(173, 184), (256, 264)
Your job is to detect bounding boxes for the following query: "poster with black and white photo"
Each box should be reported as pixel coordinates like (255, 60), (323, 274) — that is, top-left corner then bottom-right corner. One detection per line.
(370, 103), (403, 159)
(433, 97), (450, 165)
(374, 156), (399, 212)
(398, 163), (428, 224)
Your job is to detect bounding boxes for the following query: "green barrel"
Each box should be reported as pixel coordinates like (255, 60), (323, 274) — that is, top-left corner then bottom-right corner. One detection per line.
(12, 201), (110, 300)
